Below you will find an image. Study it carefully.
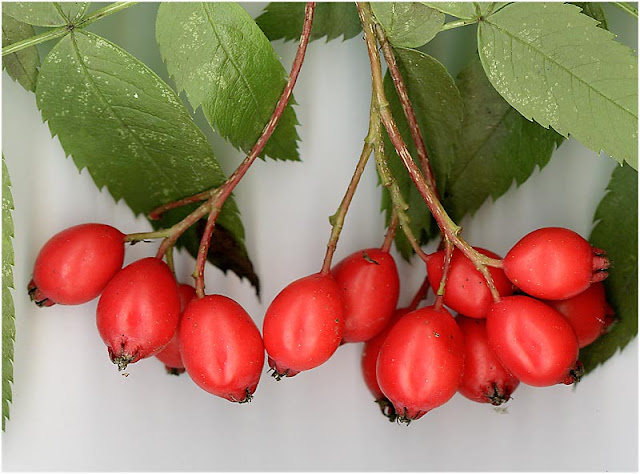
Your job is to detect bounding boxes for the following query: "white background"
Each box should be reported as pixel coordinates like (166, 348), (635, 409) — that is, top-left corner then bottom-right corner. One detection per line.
(2, 3), (638, 471)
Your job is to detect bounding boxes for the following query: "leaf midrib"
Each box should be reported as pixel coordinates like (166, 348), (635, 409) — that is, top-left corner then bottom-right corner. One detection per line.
(201, 4), (270, 137)
(449, 103), (513, 193)
(481, 14), (637, 120)
(70, 31), (183, 209)
(199, 3), (291, 156)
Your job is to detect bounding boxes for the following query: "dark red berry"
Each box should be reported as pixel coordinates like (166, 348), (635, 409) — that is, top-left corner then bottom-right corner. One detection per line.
(332, 248), (400, 343)
(361, 308), (409, 422)
(155, 283), (197, 374)
(456, 315), (519, 405)
(544, 282), (615, 348)
(29, 223), (125, 306)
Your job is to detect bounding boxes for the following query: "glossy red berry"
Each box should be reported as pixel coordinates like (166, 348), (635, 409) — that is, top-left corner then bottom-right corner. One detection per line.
(544, 282), (615, 348)
(486, 295), (580, 387)
(361, 308), (408, 422)
(376, 306), (464, 423)
(332, 248), (400, 343)
(96, 257), (181, 371)
(503, 227), (610, 300)
(180, 295), (264, 402)
(262, 272), (344, 379)
(426, 247), (513, 318)
(456, 315), (519, 405)
(155, 283), (197, 374)
(28, 223), (125, 306)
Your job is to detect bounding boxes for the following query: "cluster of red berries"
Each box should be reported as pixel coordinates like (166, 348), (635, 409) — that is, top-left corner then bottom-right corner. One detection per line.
(28, 224), (613, 420)
(261, 227), (613, 423)
(28, 223), (264, 403)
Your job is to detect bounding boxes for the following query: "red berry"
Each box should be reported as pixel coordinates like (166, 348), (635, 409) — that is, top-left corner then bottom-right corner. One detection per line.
(361, 308), (409, 422)
(262, 272), (344, 378)
(503, 227), (610, 300)
(332, 248), (400, 343)
(376, 306), (464, 423)
(426, 247), (513, 318)
(28, 223), (125, 306)
(180, 295), (264, 402)
(155, 283), (197, 374)
(456, 315), (519, 405)
(486, 295), (580, 387)
(544, 282), (615, 348)
(96, 257), (181, 371)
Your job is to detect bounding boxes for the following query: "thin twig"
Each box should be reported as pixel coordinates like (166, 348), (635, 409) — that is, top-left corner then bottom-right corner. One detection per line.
(187, 1), (317, 295)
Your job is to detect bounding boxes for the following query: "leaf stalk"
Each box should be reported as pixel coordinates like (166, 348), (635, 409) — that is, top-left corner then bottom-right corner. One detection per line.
(2, 2), (138, 57)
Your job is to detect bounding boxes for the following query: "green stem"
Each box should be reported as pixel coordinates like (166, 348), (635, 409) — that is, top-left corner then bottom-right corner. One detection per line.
(440, 18), (478, 31)
(2, 2), (138, 57)
(613, 2), (638, 18)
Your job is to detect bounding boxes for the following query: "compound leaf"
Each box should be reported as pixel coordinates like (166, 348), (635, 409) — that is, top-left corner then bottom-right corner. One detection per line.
(445, 56), (563, 222)
(382, 47), (463, 259)
(2, 13), (40, 92)
(582, 164), (638, 373)
(156, 2), (299, 162)
(3, 2), (89, 27)
(36, 31), (257, 291)
(372, 3), (444, 48)
(478, 2), (638, 169)
(2, 155), (15, 431)
(255, 2), (361, 43)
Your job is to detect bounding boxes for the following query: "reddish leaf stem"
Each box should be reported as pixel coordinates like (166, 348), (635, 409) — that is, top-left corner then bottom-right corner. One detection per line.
(371, 113), (429, 264)
(188, 1), (316, 297)
(137, 2), (315, 296)
(357, 2), (502, 301)
(147, 189), (214, 221)
(434, 237), (454, 311)
(374, 23), (438, 199)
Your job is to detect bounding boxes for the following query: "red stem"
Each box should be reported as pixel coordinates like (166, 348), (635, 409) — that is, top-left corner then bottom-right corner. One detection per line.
(374, 23), (439, 199)
(148, 189), (214, 221)
(188, 1), (316, 297)
(433, 238), (454, 311)
(381, 208), (398, 252)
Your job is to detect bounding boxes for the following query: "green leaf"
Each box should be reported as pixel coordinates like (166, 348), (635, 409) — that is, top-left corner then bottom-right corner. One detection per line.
(2, 13), (40, 92)
(3, 2), (89, 27)
(444, 56), (563, 222)
(2, 155), (16, 431)
(570, 2), (608, 29)
(422, 2), (495, 19)
(582, 164), (638, 373)
(382, 47), (464, 259)
(372, 3), (444, 48)
(156, 2), (299, 162)
(478, 2), (638, 169)
(255, 2), (361, 43)
(35, 31), (256, 290)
